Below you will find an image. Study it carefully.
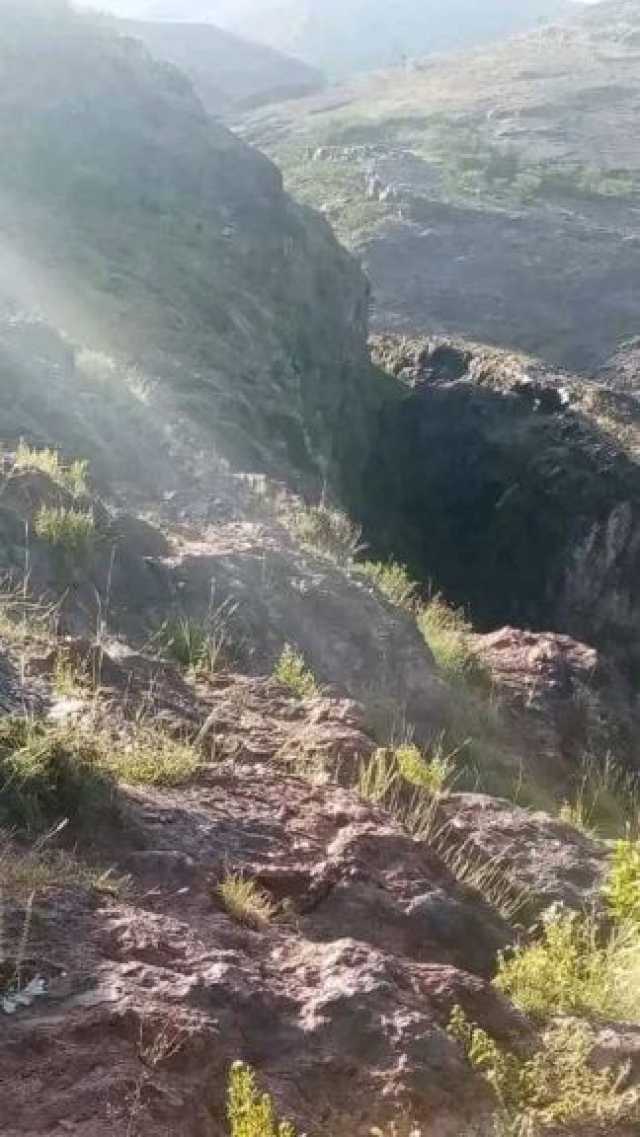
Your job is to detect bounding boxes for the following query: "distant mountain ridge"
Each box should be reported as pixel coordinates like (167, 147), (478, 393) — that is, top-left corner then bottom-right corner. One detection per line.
(96, 0), (574, 75)
(239, 0), (640, 373)
(117, 17), (324, 114)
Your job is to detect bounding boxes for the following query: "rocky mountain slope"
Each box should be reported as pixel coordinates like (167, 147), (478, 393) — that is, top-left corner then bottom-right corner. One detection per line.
(1, 444), (640, 1137)
(239, 0), (640, 372)
(115, 18), (324, 114)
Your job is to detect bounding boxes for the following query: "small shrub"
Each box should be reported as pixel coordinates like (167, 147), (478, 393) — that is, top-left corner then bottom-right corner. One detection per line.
(14, 442), (89, 497)
(495, 909), (640, 1022)
(449, 1007), (640, 1132)
(274, 645), (319, 699)
(604, 838), (640, 925)
(359, 560), (419, 610)
(34, 505), (95, 553)
(227, 1062), (295, 1137)
(289, 500), (363, 565)
(218, 873), (276, 930)
(448, 1005), (523, 1115)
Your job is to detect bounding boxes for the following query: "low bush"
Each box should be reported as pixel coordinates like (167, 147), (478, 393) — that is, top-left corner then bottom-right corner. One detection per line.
(495, 910), (640, 1022)
(227, 1062), (295, 1137)
(34, 504), (95, 553)
(274, 645), (320, 699)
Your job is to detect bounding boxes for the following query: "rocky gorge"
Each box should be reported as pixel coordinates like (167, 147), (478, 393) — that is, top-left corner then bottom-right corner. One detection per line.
(2, 3), (640, 1137)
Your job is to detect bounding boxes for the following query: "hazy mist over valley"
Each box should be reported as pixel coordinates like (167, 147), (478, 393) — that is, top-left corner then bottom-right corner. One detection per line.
(92, 0), (578, 72)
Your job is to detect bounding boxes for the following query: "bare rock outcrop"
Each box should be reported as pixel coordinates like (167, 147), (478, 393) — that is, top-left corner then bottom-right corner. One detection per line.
(0, 767), (525, 1137)
(472, 625), (640, 780)
(434, 793), (609, 924)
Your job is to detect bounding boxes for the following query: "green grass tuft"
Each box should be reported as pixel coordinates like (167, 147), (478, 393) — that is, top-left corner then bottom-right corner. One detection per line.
(34, 504), (95, 553)
(358, 559), (419, 610)
(417, 595), (487, 686)
(15, 442), (89, 497)
(157, 604), (236, 675)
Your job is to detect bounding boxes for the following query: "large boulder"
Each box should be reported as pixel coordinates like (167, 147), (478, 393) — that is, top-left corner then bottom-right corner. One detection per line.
(433, 793), (609, 924)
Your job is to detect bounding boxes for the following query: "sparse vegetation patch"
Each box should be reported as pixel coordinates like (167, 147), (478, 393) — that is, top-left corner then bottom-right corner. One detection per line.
(495, 910), (640, 1023)
(0, 718), (116, 833)
(288, 499), (363, 565)
(604, 837), (640, 925)
(418, 595), (487, 686)
(359, 559), (419, 610)
(105, 726), (200, 788)
(157, 602), (237, 675)
(449, 1006), (640, 1133)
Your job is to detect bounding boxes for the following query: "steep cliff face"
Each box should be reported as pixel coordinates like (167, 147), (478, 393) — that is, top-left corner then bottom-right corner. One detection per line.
(0, 0), (380, 496)
(359, 337), (640, 677)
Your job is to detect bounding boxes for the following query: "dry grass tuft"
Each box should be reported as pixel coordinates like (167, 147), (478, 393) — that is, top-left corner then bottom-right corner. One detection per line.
(218, 872), (276, 930)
